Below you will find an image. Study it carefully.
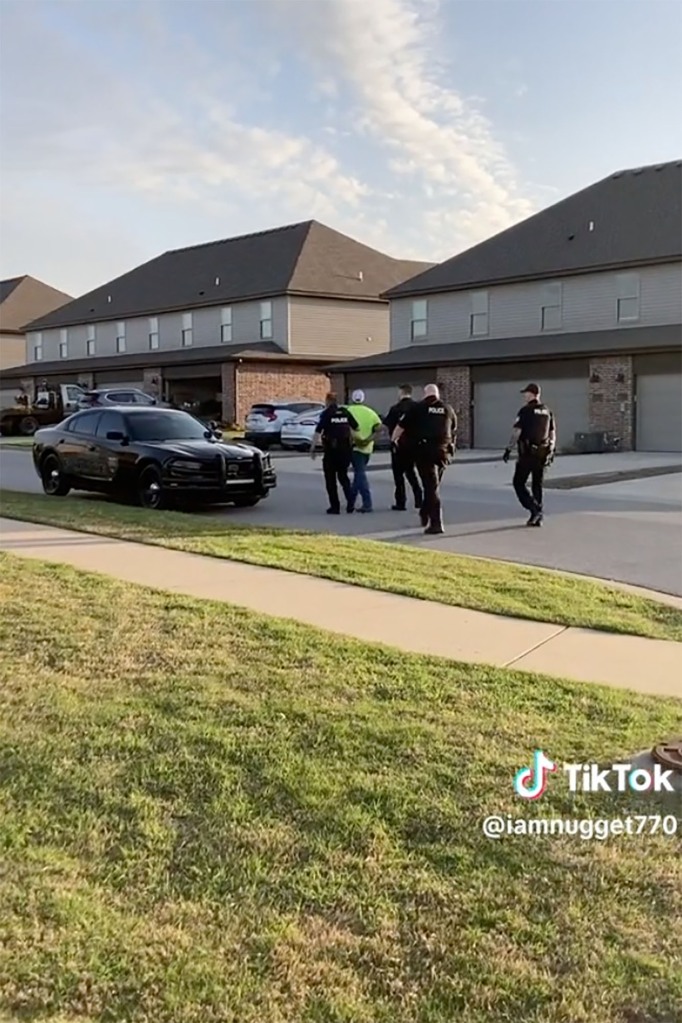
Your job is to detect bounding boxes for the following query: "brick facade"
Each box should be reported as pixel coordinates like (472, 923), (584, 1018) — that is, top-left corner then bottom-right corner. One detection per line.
(220, 363), (237, 425)
(436, 365), (472, 447)
(588, 355), (634, 450)
(231, 361), (330, 426)
(328, 372), (347, 403)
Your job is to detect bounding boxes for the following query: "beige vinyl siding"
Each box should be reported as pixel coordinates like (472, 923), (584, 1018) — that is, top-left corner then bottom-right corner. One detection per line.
(0, 333), (28, 371)
(288, 297), (390, 358)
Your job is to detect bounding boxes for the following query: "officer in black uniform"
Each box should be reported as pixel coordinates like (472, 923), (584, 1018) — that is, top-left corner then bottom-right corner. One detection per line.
(383, 384), (423, 512)
(503, 383), (556, 526)
(391, 383), (457, 534)
(310, 392), (359, 514)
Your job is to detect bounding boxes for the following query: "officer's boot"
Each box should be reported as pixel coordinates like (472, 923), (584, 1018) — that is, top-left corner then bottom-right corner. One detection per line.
(424, 511), (444, 535)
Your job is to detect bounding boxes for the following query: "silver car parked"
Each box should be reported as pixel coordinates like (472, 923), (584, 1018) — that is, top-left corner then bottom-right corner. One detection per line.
(244, 399), (325, 448)
(77, 388), (160, 410)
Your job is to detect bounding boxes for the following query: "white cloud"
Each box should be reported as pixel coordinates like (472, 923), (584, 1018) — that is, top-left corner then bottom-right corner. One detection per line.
(0, 0), (540, 294)
(270, 0), (535, 251)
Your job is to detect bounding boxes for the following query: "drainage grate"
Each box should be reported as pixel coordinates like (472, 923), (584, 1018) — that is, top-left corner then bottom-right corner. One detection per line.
(651, 739), (682, 773)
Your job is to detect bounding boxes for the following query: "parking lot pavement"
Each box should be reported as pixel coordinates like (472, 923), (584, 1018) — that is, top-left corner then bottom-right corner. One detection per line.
(2, 446), (681, 595)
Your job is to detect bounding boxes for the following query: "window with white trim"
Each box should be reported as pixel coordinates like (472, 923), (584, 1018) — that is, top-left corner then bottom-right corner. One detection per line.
(116, 321), (126, 353)
(617, 273), (640, 322)
(259, 301), (273, 339)
(541, 282), (562, 331)
(59, 328), (68, 359)
(410, 299), (427, 340)
(33, 332), (43, 361)
(221, 306), (232, 343)
(148, 316), (159, 350)
(86, 324), (96, 356)
(469, 291), (489, 336)
(181, 311), (193, 347)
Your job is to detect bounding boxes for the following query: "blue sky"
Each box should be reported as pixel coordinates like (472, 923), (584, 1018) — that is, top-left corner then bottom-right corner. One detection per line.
(1, 0), (680, 297)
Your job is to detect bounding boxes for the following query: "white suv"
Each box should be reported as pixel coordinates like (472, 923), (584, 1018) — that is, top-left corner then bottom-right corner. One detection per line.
(244, 400), (325, 448)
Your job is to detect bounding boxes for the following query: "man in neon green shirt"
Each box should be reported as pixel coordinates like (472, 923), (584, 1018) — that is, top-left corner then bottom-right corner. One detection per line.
(345, 389), (382, 513)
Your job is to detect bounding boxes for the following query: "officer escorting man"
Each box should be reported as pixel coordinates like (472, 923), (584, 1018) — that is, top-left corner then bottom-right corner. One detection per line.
(310, 392), (359, 514)
(383, 384), (423, 512)
(391, 383), (456, 535)
(503, 382), (556, 527)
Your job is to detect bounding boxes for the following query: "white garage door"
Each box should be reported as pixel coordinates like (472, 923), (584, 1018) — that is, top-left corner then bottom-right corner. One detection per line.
(0, 388), (20, 409)
(473, 377), (589, 451)
(636, 373), (682, 452)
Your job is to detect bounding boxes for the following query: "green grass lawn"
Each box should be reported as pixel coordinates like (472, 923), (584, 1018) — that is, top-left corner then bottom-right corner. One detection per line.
(3, 489), (682, 643)
(0, 437), (34, 448)
(0, 553), (680, 1023)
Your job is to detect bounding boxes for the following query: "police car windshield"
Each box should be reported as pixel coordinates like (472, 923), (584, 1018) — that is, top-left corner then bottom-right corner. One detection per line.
(127, 411), (211, 442)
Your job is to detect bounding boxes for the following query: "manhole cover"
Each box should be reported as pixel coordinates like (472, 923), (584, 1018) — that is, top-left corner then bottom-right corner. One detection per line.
(652, 739), (682, 772)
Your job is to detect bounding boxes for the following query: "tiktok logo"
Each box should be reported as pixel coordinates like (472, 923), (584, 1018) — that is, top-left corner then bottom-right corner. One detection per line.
(514, 750), (557, 800)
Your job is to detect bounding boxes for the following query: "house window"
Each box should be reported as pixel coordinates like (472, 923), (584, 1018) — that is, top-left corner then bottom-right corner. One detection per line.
(410, 299), (427, 340)
(259, 301), (273, 339)
(86, 324), (96, 356)
(541, 282), (562, 331)
(221, 306), (232, 343)
(116, 321), (126, 353)
(33, 332), (43, 361)
(148, 316), (159, 350)
(617, 273), (640, 322)
(182, 311), (193, 347)
(59, 328), (68, 359)
(469, 291), (489, 336)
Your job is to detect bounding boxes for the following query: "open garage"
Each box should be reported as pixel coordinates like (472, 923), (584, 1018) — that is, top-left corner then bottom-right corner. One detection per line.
(163, 364), (222, 418)
(634, 353), (682, 452)
(471, 361), (590, 452)
(92, 368), (145, 391)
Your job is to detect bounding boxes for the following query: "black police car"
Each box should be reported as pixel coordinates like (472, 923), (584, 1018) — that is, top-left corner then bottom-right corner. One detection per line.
(32, 406), (276, 510)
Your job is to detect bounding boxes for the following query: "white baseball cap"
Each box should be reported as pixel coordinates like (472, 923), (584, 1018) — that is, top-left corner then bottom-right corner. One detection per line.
(351, 388), (365, 403)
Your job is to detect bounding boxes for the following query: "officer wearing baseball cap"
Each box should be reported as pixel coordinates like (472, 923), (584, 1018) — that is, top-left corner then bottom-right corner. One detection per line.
(503, 383), (556, 526)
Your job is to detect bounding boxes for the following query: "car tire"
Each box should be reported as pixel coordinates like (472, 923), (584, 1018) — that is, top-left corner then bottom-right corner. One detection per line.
(137, 464), (167, 510)
(40, 454), (71, 497)
(232, 495), (260, 507)
(19, 416), (40, 436)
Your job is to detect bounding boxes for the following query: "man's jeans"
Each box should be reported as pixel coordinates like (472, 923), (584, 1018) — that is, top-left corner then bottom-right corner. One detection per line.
(349, 449), (372, 510)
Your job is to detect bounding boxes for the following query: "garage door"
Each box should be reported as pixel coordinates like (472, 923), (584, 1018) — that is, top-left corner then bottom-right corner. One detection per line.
(473, 376), (589, 451)
(636, 373), (682, 452)
(353, 386), (422, 416)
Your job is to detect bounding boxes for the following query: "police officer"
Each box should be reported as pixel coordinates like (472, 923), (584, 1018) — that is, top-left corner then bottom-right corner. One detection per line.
(310, 392), (359, 514)
(503, 383), (556, 526)
(383, 384), (423, 512)
(391, 383), (457, 534)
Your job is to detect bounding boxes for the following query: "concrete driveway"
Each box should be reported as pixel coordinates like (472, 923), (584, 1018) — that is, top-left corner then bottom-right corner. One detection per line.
(2, 446), (681, 596)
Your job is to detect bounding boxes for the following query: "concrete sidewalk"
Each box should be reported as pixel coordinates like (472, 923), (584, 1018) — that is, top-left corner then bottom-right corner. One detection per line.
(1, 517), (680, 699)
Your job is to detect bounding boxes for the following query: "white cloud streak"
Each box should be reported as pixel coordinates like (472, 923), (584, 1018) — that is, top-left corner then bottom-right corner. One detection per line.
(270, 0), (535, 248)
(0, 0), (538, 293)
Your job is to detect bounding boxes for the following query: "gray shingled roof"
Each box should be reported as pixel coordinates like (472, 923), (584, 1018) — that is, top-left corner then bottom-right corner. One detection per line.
(385, 161), (682, 298)
(24, 221), (433, 331)
(0, 276), (25, 306)
(327, 324), (682, 372)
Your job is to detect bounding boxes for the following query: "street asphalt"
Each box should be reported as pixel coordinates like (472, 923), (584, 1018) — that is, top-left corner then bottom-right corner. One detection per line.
(1, 446), (681, 596)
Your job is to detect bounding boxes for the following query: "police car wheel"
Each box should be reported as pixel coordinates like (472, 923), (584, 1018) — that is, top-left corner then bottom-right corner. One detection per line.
(137, 465), (167, 510)
(41, 454), (71, 497)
